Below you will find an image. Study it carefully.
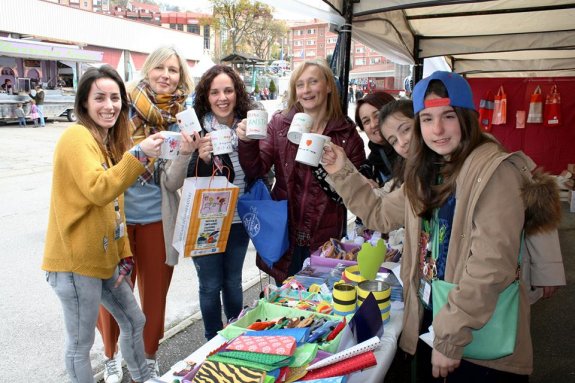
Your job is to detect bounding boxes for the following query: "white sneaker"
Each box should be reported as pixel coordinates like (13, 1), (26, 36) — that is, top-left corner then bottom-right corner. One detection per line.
(146, 358), (160, 378)
(103, 352), (123, 383)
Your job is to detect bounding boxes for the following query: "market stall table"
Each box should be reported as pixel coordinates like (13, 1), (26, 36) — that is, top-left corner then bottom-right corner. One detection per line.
(156, 304), (404, 383)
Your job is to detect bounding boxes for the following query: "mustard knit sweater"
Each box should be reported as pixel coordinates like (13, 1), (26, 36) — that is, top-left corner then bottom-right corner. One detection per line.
(42, 124), (145, 279)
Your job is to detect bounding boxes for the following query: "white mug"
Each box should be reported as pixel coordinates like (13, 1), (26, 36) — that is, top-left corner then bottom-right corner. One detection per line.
(176, 108), (202, 134)
(210, 128), (233, 155)
(159, 131), (182, 160)
(287, 113), (313, 144)
(246, 110), (268, 139)
(295, 133), (331, 167)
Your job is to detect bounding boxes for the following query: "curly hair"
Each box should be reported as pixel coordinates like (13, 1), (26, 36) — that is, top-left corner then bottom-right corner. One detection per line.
(193, 65), (251, 124)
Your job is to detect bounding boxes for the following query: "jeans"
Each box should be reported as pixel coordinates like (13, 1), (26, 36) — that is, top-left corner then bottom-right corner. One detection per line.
(18, 117), (25, 127)
(37, 104), (45, 126)
(47, 269), (150, 383)
(193, 223), (250, 340)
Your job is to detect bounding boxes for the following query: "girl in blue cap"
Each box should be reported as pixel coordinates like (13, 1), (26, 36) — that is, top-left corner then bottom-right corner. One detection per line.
(321, 71), (561, 381)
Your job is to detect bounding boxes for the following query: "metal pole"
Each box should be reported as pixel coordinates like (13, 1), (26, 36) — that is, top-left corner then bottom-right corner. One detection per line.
(338, 0), (355, 116)
(412, 36), (424, 84)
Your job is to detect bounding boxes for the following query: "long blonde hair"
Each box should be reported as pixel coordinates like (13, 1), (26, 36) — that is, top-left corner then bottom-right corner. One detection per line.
(286, 59), (343, 119)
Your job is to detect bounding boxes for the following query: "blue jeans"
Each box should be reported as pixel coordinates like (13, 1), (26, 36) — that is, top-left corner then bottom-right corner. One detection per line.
(37, 104), (45, 126)
(193, 223), (250, 340)
(47, 269), (149, 383)
(18, 117), (25, 126)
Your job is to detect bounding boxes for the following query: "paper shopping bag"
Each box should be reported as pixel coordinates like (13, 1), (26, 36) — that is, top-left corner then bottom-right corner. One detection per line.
(516, 110), (526, 129)
(172, 176), (238, 257)
(544, 84), (561, 127)
(492, 86), (507, 125)
(527, 86), (543, 123)
(478, 90), (494, 132)
(237, 179), (289, 268)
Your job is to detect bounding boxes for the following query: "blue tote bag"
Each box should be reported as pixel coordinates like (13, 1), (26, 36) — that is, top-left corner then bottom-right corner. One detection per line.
(237, 179), (289, 268)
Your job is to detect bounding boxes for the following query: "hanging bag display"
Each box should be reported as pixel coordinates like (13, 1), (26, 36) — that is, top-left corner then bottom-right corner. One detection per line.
(432, 233), (523, 360)
(492, 86), (507, 125)
(172, 171), (239, 257)
(478, 90), (494, 132)
(544, 84), (561, 127)
(237, 179), (289, 268)
(527, 86), (543, 123)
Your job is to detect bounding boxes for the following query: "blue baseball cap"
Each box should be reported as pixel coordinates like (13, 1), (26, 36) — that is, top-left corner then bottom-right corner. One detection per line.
(412, 71), (476, 114)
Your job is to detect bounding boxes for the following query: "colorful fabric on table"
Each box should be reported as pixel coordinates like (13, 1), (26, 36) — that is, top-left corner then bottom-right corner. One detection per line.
(210, 350), (292, 371)
(192, 360), (266, 383)
(299, 351), (376, 380)
(245, 328), (310, 346)
(228, 335), (297, 356)
(285, 364), (309, 383)
(290, 343), (319, 367)
(307, 336), (380, 370)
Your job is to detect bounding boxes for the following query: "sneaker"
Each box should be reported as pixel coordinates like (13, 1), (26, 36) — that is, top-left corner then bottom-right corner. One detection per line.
(103, 353), (123, 383)
(146, 358), (159, 378)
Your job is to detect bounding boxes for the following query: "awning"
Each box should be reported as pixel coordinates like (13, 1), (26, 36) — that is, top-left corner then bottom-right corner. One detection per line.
(0, 37), (103, 63)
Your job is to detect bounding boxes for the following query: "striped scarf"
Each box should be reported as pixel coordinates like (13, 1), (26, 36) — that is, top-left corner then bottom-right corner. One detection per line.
(129, 80), (187, 183)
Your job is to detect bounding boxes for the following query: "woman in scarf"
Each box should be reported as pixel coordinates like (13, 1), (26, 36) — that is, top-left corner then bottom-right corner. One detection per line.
(186, 65), (254, 341)
(97, 46), (198, 381)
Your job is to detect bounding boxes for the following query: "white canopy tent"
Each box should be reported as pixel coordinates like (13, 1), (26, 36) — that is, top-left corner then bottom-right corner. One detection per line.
(270, 0), (575, 79)
(190, 54), (216, 79)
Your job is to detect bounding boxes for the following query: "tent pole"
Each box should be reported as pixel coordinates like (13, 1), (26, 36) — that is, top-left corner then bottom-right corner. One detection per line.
(338, 0), (355, 116)
(412, 35), (424, 84)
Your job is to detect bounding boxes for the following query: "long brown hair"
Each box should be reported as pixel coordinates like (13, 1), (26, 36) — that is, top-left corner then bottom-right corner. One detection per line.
(404, 80), (495, 217)
(75, 65), (131, 164)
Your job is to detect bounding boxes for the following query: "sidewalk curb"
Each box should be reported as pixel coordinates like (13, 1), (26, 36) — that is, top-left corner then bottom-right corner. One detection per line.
(93, 274), (264, 381)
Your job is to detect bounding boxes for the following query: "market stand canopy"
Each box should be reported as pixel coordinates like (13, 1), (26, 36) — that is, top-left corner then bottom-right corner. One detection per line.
(296, 0), (575, 78)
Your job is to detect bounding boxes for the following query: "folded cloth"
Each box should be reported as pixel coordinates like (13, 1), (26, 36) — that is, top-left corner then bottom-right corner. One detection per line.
(290, 343), (319, 367)
(299, 351), (376, 380)
(228, 335), (297, 356)
(245, 328), (311, 346)
(192, 360), (266, 383)
(209, 350), (292, 371)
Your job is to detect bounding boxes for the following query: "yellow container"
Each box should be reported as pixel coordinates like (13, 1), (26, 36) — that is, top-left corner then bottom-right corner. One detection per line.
(357, 280), (391, 318)
(343, 265), (367, 284)
(332, 282), (357, 315)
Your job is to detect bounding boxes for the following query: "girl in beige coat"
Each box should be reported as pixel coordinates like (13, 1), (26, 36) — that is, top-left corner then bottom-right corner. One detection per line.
(322, 72), (561, 381)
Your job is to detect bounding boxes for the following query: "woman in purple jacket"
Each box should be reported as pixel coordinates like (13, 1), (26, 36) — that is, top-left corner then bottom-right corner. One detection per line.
(237, 59), (365, 284)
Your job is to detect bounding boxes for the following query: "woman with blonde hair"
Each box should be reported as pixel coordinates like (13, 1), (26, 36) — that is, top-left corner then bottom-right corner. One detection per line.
(97, 46), (199, 380)
(237, 59), (365, 284)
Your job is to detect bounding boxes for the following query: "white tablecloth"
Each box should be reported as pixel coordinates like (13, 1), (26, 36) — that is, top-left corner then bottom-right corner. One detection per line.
(158, 307), (404, 383)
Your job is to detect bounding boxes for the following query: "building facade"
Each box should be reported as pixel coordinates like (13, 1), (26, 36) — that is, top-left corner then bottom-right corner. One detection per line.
(288, 19), (410, 95)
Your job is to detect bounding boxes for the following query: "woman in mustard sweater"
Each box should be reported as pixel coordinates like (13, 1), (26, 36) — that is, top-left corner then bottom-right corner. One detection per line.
(42, 65), (197, 383)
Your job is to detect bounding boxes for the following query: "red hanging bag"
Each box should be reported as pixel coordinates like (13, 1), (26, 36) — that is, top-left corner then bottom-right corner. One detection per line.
(544, 84), (561, 127)
(527, 86), (543, 124)
(478, 90), (494, 132)
(492, 86), (507, 125)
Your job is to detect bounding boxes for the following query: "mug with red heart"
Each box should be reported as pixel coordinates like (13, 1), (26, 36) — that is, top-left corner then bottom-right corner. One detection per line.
(295, 133), (331, 167)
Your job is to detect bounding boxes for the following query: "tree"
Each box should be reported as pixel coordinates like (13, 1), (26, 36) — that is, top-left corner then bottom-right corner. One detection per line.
(210, 0), (273, 56)
(247, 19), (287, 60)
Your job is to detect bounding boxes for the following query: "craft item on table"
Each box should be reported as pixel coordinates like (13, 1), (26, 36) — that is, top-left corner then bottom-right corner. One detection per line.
(209, 350), (292, 371)
(174, 360), (197, 376)
(320, 238), (360, 261)
(331, 281), (357, 316)
(342, 265), (366, 284)
(299, 351), (377, 380)
(357, 239), (387, 280)
(357, 281), (391, 324)
(306, 320), (341, 343)
(290, 343), (320, 367)
(285, 364), (309, 383)
(307, 336), (380, 370)
(245, 328), (311, 346)
(325, 318), (346, 342)
(191, 360), (266, 383)
(181, 361), (202, 383)
(227, 335), (297, 356)
(295, 265), (341, 290)
(220, 301), (344, 353)
(349, 293), (384, 344)
(294, 377), (347, 383)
